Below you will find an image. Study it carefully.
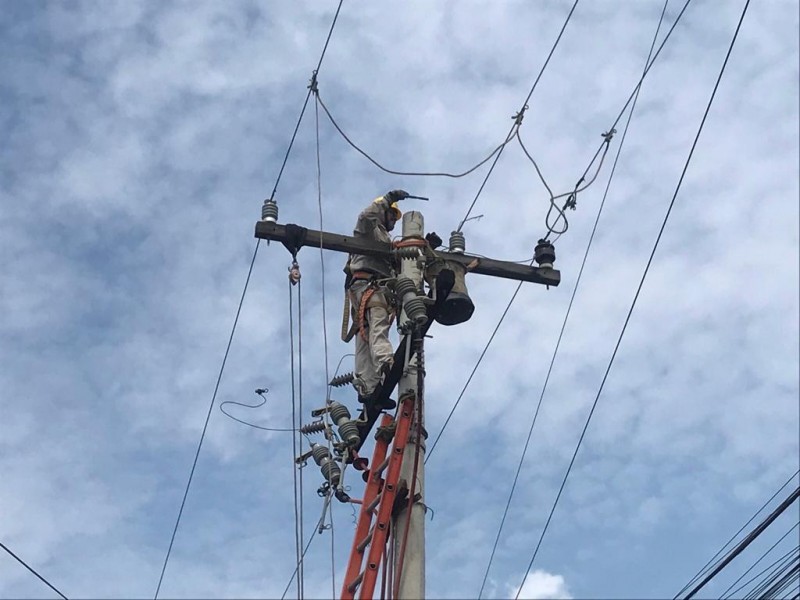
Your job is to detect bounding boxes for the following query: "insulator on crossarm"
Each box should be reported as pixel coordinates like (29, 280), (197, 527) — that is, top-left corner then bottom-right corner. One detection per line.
(300, 421), (327, 435)
(534, 239), (556, 269)
(262, 198), (278, 222)
(329, 372), (355, 388)
(449, 230), (466, 254)
(311, 443), (341, 486)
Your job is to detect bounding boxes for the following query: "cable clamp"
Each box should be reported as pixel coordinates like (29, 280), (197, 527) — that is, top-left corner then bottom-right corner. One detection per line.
(564, 192), (577, 211)
(602, 128), (617, 142)
(512, 104), (529, 126)
(308, 69), (319, 94)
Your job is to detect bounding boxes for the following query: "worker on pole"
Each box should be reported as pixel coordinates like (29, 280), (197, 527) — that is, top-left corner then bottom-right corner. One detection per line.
(343, 189), (409, 410)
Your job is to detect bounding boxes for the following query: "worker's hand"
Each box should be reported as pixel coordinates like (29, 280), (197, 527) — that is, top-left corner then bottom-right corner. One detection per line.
(385, 189), (409, 203)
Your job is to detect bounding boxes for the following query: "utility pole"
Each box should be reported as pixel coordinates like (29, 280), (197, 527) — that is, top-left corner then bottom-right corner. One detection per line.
(256, 199), (560, 599)
(393, 211), (426, 599)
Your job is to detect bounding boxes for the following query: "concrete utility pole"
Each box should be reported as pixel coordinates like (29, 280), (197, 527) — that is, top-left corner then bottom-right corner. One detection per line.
(255, 201), (560, 599)
(393, 211), (426, 599)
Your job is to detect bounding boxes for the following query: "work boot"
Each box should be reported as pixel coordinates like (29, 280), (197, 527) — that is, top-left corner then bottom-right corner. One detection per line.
(358, 389), (396, 411)
(379, 359), (394, 384)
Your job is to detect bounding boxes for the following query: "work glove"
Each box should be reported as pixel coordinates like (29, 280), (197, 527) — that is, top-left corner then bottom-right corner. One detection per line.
(384, 189), (409, 203)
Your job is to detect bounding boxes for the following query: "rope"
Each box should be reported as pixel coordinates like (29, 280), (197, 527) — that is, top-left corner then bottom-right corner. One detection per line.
(515, 2), (751, 593)
(478, 4), (670, 595)
(456, 0), (580, 232)
(297, 276), (306, 599)
(153, 240), (260, 600)
(269, 0), (344, 201)
(0, 541), (68, 600)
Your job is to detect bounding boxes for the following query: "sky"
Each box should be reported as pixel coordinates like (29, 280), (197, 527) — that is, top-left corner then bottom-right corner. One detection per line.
(1, 1), (798, 599)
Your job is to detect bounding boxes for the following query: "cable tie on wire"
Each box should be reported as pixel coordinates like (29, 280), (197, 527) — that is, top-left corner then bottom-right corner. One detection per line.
(308, 70), (319, 94)
(512, 105), (529, 126)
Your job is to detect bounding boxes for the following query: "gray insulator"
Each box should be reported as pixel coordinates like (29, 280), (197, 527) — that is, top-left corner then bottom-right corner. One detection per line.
(338, 420), (360, 445)
(449, 230), (466, 254)
(300, 421), (326, 435)
(329, 402), (360, 446)
(404, 296), (428, 326)
(329, 401), (351, 423)
(321, 460), (341, 486)
(394, 276), (417, 298)
(394, 247), (420, 259)
(329, 372), (355, 388)
(261, 199), (278, 223)
(311, 443), (341, 486)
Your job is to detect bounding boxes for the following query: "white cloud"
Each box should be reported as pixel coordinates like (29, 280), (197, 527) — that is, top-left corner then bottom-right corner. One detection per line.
(512, 569), (572, 600)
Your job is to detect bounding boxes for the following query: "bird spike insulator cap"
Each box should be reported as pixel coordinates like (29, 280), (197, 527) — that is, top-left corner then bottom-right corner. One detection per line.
(262, 198), (278, 223)
(534, 239), (556, 269)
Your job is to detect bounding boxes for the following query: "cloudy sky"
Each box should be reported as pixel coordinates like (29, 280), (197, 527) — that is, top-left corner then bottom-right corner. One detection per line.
(1, 1), (798, 599)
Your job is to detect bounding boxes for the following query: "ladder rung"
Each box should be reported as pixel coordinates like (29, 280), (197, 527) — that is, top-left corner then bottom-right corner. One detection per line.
(366, 492), (382, 513)
(373, 456), (391, 476)
(347, 571), (364, 594)
(357, 525), (374, 553)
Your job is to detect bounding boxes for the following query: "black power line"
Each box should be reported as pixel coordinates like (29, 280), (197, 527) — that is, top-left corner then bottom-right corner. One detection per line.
(683, 485), (800, 599)
(154, 241), (260, 600)
(426, 0), (698, 464)
(676, 469), (800, 597)
(154, 4), (347, 597)
(514, 0), (752, 595)
(456, 0), (580, 232)
(269, 0), (344, 202)
(1, 541), (68, 600)
(476, 2), (671, 597)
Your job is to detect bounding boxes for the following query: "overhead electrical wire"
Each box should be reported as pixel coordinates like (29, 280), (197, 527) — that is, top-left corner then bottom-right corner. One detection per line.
(427, 0), (699, 465)
(0, 541), (69, 600)
(153, 240), (259, 600)
(676, 468), (800, 597)
(681, 484), (799, 599)
(314, 84), (338, 600)
(288, 278), (304, 600)
(269, 0), (344, 202)
(476, 2), (670, 596)
(219, 389), (298, 432)
(514, 2), (752, 595)
(720, 521), (800, 599)
(455, 0), (581, 232)
(529, 0), (697, 241)
(315, 92), (516, 178)
(154, 2), (346, 597)
(727, 546), (799, 600)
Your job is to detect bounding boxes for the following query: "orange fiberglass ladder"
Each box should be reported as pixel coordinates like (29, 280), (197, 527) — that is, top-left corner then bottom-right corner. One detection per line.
(341, 391), (415, 600)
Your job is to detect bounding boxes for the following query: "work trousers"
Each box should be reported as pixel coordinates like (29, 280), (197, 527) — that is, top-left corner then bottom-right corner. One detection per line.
(349, 281), (394, 397)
